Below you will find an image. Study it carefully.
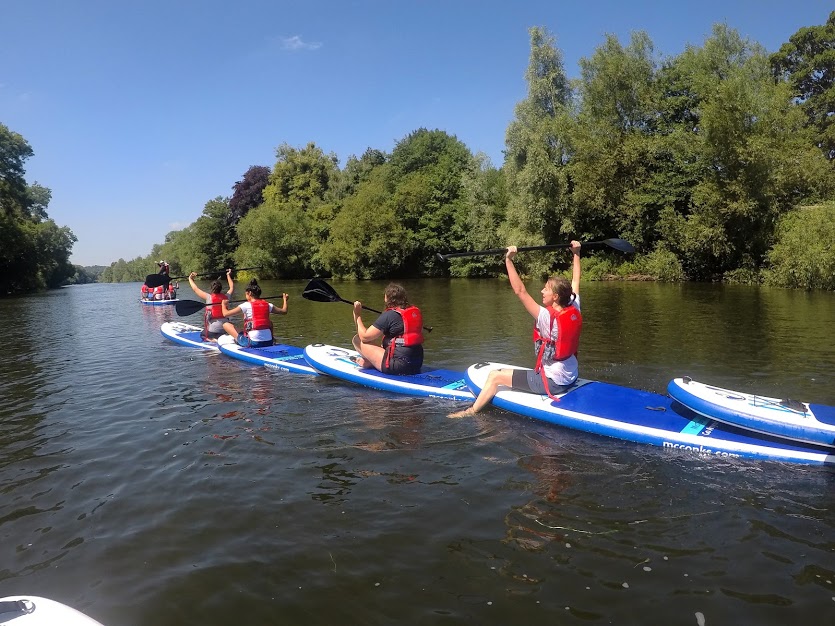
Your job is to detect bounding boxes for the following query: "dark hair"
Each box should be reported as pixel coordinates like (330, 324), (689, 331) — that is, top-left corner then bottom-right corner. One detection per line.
(384, 283), (409, 309)
(245, 279), (261, 298)
(545, 276), (574, 308)
(210, 279), (223, 294)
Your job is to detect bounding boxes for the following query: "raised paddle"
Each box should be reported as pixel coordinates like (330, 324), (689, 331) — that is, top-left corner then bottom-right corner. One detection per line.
(174, 295), (283, 317)
(301, 278), (433, 333)
(436, 238), (635, 261)
(145, 267), (263, 288)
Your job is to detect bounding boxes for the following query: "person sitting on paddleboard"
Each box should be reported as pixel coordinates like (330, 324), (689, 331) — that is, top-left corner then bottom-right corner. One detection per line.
(189, 269), (234, 342)
(221, 279), (288, 348)
(351, 282), (424, 376)
(449, 241), (582, 418)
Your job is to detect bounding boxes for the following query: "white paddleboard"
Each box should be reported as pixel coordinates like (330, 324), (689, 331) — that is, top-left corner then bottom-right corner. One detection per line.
(160, 321), (219, 351)
(667, 377), (835, 449)
(0, 596), (104, 625)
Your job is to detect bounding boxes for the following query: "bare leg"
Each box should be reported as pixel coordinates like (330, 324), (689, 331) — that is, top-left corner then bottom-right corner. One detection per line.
(351, 334), (386, 371)
(223, 321), (239, 339)
(448, 369), (514, 418)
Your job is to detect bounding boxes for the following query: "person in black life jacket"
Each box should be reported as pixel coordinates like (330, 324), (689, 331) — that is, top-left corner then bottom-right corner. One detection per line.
(449, 241), (582, 418)
(188, 269), (234, 341)
(221, 279), (288, 348)
(351, 282), (424, 375)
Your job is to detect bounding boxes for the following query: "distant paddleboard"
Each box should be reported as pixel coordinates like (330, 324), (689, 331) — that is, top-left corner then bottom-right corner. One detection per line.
(141, 299), (179, 306)
(303, 343), (473, 401)
(217, 335), (316, 375)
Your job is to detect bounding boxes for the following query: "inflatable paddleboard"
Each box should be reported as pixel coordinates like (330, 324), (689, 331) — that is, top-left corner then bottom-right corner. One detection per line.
(217, 335), (317, 375)
(303, 343), (473, 401)
(160, 321), (219, 351)
(0, 596), (104, 625)
(141, 298), (179, 306)
(667, 377), (835, 449)
(465, 363), (834, 465)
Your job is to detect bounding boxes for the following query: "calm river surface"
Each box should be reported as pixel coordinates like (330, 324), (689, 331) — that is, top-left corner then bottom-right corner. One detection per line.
(1, 279), (833, 625)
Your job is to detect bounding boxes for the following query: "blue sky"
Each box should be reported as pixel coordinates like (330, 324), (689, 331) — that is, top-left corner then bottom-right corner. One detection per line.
(2, 0), (831, 266)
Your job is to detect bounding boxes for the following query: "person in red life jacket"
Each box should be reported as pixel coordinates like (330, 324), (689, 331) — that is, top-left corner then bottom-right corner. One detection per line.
(351, 283), (424, 375)
(140, 283), (150, 299)
(152, 284), (165, 300)
(188, 269), (234, 341)
(449, 241), (582, 418)
(221, 279), (288, 348)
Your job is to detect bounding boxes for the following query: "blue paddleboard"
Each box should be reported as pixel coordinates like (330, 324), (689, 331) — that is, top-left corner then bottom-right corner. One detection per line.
(217, 335), (316, 375)
(303, 343), (473, 401)
(667, 377), (835, 449)
(466, 363), (834, 465)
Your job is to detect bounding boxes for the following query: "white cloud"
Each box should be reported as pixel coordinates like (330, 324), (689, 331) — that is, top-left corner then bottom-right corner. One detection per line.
(281, 35), (322, 51)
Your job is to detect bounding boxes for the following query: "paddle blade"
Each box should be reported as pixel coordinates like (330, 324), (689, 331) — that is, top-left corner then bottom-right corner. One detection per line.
(302, 279), (340, 303)
(174, 299), (208, 317)
(144, 274), (170, 288)
(601, 238), (636, 253)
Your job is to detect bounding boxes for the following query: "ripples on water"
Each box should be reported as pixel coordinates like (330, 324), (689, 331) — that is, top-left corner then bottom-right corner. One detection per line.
(0, 283), (832, 625)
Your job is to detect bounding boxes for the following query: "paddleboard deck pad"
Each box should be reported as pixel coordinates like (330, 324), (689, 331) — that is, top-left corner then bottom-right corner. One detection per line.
(303, 343), (473, 401)
(160, 321), (219, 351)
(217, 335), (316, 375)
(465, 363), (834, 465)
(0, 596), (105, 625)
(667, 377), (835, 449)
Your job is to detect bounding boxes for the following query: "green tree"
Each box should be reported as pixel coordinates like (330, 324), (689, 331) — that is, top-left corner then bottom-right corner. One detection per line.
(770, 11), (835, 160)
(501, 26), (574, 277)
(764, 203), (835, 290)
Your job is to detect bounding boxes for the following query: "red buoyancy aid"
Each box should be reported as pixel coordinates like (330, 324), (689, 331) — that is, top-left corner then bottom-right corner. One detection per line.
(533, 304), (582, 370)
(208, 293), (228, 319)
(384, 305), (424, 367)
(244, 299), (272, 332)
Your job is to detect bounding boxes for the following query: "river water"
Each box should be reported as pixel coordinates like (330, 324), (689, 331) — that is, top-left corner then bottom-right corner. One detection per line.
(1, 280), (833, 625)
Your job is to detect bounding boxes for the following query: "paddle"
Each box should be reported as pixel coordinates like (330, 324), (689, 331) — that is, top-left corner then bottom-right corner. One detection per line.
(174, 295), (283, 317)
(436, 238), (635, 261)
(144, 267), (263, 288)
(302, 278), (433, 333)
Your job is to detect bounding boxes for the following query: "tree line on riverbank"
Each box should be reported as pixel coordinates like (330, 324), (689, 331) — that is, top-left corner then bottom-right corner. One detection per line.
(6, 14), (834, 295)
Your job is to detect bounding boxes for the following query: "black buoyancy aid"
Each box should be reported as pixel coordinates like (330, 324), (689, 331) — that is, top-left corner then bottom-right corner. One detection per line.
(244, 299), (271, 333)
(533, 304), (582, 369)
(385, 306), (424, 367)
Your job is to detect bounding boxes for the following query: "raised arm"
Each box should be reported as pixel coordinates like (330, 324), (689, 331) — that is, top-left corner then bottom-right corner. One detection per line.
(188, 272), (209, 300)
(570, 241), (581, 297)
(272, 294), (289, 315)
(225, 269), (234, 296)
(505, 247), (541, 318)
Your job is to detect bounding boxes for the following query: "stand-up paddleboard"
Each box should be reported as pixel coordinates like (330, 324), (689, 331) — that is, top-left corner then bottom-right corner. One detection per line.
(217, 335), (316, 375)
(667, 377), (835, 449)
(141, 298), (179, 307)
(303, 343), (473, 401)
(465, 363), (834, 465)
(0, 596), (105, 625)
(160, 321), (219, 351)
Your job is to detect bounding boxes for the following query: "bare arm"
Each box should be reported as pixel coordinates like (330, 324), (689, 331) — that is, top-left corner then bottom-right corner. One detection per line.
(225, 269), (234, 296)
(353, 301), (385, 342)
(506, 247), (541, 319)
(221, 300), (243, 318)
(272, 294), (289, 315)
(570, 241), (581, 297)
(188, 272), (209, 300)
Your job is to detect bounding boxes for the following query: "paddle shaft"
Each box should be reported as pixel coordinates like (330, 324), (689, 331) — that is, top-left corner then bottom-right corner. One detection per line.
(437, 238), (634, 261)
(174, 295), (285, 317)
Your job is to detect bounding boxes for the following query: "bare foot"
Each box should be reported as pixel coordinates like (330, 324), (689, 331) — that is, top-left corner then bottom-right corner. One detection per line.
(448, 407), (476, 419)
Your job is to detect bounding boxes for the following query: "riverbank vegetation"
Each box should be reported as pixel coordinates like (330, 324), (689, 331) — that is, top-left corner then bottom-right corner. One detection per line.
(6, 13), (834, 293)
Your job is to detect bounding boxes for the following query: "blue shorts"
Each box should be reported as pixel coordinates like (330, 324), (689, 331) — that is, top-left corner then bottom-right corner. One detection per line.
(237, 335), (273, 348)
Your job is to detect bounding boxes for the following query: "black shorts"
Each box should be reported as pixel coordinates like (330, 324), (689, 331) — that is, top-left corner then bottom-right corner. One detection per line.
(511, 369), (574, 396)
